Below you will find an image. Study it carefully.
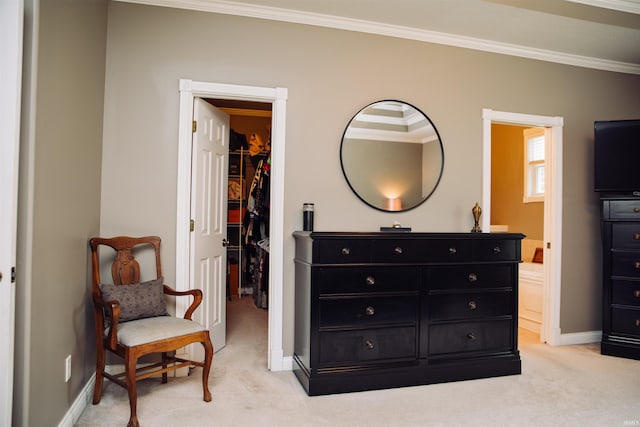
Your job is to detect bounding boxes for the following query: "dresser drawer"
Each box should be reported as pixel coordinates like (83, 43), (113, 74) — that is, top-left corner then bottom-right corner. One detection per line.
(371, 238), (517, 263)
(472, 239), (518, 261)
(317, 267), (418, 295)
(428, 291), (513, 321)
(611, 307), (640, 337)
(373, 239), (472, 263)
(428, 265), (514, 290)
(611, 252), (640, 278)
(319, 326), (417, 364)
(608, 200), (640, 220)
(612, 280), (640, 307)
(612, 223), (640, 249)
(429, 320), (513, 356)
(320, 296), (418, 328)
(315, 239), (372, 263)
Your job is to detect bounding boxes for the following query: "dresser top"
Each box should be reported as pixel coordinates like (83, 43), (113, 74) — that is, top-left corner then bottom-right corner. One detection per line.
(293, 231), (525, 240)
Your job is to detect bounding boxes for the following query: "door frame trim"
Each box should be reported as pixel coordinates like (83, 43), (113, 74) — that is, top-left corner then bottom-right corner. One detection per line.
(176, 79), (288, 370)
(482, 108), (564, 345)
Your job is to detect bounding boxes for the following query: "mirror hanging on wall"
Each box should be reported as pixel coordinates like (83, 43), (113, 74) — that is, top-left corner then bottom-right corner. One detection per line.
(340, 100), (444, 212)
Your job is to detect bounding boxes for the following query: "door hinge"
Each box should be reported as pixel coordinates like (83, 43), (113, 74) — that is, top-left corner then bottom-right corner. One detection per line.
(547, 242), (551, 249)
(192, 120), (197, 133)
(190, 219), (194, 232)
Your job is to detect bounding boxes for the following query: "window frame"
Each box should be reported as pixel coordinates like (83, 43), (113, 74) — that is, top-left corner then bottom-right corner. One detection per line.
(523, 127), (545, 203)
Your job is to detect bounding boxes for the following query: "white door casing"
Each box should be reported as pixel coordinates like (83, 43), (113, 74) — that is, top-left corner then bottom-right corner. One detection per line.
(190, 99), (229, 358)
(0, 1), (23, 424)
(176, 80), (288, 370)
(482, 108), (563, 345)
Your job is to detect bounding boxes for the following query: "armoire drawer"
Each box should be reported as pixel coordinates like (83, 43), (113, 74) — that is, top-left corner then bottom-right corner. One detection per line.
(611, 307), (640, 337)
(612, 223), (640, 249)
(428, 265), (514, 290)
(611, 252), (640, 278)
(428, 291), (513, 321)
(318, 326), (417, 364)
(608, 200), (640, 221)
(316, 267), (418, 295)
(428, 320), (513, 356)
(611, 280), (640, 307)
(320, 296), (418, 328)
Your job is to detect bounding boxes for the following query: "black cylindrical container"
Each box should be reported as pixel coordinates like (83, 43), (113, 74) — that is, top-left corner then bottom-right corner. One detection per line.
(303, 203), (314, 231)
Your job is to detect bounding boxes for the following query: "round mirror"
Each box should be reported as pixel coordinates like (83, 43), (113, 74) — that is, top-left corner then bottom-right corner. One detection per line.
(340, 100), (444, 212)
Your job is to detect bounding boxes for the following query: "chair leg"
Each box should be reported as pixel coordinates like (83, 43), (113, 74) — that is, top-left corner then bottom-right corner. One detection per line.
(93, 343), (106, 404)
(125, 352), (140, 427)
(161, 352), (168, 384)
(202, 334), (214, 402)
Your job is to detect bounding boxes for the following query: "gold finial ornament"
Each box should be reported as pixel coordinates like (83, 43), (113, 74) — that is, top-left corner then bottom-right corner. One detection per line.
(471, 202), (482, 233)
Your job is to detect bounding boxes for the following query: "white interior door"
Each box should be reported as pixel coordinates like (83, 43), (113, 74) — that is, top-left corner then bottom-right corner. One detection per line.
(190, 98), (229, 357)
(0, 1), (23, 424)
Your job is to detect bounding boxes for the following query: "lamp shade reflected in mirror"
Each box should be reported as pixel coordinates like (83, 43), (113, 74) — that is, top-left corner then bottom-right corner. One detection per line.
(340, 100), (444, 212)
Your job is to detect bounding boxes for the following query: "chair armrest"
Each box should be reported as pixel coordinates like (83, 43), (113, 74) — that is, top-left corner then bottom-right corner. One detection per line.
(93, 294), (121, 350)
(163, 285), (202, 320)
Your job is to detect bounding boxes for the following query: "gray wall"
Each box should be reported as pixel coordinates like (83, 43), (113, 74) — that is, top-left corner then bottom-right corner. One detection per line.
(15, 1), (107, 426)
(14, 1), (640, 423)
(100, 2), (640, 354)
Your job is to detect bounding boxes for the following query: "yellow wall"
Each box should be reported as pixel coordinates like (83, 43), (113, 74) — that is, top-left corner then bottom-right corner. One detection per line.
(491, 124), (544, 240)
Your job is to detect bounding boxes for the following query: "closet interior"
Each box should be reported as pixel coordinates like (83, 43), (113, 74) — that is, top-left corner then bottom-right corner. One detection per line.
(207, 99), (272, 310)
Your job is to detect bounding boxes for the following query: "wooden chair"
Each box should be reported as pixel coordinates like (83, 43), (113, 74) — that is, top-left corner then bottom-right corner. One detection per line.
(90, 236), (213, 427)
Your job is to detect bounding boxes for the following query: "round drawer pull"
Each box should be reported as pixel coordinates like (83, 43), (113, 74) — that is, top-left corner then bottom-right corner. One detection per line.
(365, 339), (375, 349)
(449, 247), (457, 255)
(467, 333), (476, 340)
(634, 290), (640, 298)
(635, 262), (640, 269)
(365, 306), (375, 316)
(468, 301), (478, 310)
(635, 207), (640, 213)
(468, 273), (478, 282)
(635, 233), (640, 240)
(493, 246), (501, 254)
(636, 319), (640, 327)
(394, 246), (403, 255)
(341, 247), (351, 256)
(365, 276), (376, 286)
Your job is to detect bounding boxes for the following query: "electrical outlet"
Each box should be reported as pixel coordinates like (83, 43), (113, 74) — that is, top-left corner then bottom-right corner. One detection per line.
(65, 355), (72, 383)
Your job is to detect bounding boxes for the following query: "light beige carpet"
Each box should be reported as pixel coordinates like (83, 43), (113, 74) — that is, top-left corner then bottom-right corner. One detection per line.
(76, 296), (640, 427)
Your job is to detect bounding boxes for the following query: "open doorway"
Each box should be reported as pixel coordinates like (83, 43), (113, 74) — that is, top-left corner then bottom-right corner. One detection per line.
(482, 109), (564, 345)
(206, 98), (272, 345)
(176, 80), (288, 371)
(491, 123), (546, 343)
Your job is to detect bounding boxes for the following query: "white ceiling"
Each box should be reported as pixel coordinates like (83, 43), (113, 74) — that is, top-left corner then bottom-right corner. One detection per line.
(123, 0), (640, 74)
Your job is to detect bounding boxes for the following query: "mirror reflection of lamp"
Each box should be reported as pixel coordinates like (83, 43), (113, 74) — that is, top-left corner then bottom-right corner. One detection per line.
(385, 197), (402, 211)
(382, 187), (403, 211)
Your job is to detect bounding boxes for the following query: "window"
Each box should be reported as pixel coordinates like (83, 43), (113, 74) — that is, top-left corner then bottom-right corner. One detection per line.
(523, 127), (545, 203)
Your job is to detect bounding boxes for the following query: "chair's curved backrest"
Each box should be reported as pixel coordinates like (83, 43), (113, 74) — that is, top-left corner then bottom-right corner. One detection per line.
(90, 236), (163, 289)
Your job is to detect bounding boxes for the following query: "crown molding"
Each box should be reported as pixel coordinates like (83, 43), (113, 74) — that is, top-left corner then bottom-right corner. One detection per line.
(566, 0), (640, 14)
(118, 0), (640, 75)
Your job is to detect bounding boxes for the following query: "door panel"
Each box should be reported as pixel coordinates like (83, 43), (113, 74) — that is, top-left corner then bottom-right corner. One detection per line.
(0, 1), (22, 422)
(191, 98), (229, 358)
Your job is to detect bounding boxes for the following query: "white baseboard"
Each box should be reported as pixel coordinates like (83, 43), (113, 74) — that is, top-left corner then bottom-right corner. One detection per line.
(557, 330), (602, 346)
(57, 375), (95, 427)
(280, 355), (293, 371)
(269, 346), (296, 371)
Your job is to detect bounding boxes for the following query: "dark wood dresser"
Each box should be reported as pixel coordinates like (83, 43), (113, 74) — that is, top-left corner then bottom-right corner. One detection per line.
(293, 231), (524, 396)
(600, 196), (640, 360)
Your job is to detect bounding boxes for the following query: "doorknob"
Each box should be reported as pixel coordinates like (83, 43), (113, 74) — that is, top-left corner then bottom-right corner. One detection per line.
(222, 239), (230, 247)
